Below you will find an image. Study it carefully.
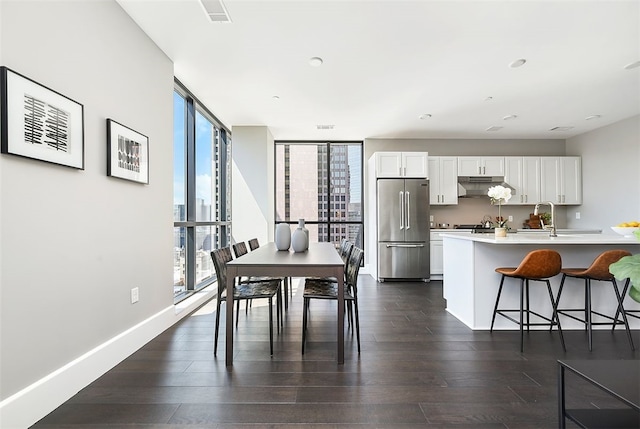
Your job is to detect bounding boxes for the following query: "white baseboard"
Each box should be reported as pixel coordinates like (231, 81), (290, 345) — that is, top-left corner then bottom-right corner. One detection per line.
(0, 286), (215, 429)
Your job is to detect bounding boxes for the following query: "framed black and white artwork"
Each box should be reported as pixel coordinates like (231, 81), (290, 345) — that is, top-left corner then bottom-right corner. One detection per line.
(0, 66), (84, 169)
(106, 119), (149, 184)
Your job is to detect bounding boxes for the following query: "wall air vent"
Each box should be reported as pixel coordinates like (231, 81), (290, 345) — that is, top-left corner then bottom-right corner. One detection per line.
(550, 126), (574, 131)
(486, 126), (503, 131)
(199, 0), (232, 23)
(316, 125), (335, 130)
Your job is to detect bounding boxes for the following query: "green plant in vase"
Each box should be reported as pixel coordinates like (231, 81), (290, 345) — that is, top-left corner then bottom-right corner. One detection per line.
(609, 229), (640, 303)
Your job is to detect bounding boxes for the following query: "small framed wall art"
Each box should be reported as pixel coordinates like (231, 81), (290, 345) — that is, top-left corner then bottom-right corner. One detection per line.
(106, 119), (149, 184)
(0, 66), (85, 169)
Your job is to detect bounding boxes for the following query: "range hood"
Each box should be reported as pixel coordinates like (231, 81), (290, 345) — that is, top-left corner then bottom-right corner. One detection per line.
(457, 176), (515, 198)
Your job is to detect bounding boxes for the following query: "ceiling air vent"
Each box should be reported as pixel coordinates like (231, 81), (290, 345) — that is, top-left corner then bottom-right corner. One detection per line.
(199, 0), (232, 23)
(316, 125), (335, 130)
(550, 126), (574, 131)
(486, 126), (503, 132)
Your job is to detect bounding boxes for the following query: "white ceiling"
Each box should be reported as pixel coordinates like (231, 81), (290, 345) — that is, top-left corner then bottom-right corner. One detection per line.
(117, 0), (640, 141)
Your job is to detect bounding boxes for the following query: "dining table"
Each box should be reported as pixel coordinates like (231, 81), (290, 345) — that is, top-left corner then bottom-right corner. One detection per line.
(225, 241), (345, 366)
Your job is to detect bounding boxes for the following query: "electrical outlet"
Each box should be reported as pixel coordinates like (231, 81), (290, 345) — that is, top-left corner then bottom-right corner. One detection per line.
(430, 215), (434, 221)
(575, 212), (581, 220)
(131, 287), (139, 304)
(508, 215), (513, 222)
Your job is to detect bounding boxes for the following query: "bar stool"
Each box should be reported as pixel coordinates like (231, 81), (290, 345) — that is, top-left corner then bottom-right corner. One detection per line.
(490, 249), (565, 352)
(556, 249), (634, 351)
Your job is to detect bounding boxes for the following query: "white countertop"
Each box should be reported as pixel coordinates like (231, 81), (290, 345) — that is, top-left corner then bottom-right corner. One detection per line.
(440, 231), (640, 245)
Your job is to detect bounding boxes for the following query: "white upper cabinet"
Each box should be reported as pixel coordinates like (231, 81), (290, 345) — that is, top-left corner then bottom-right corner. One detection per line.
(504, 157), (541, 205)
(428, 156), (458, 205)
(540, 156), (582, 205)
(375, 152), (428, 177)
(457, 156), (505, 176)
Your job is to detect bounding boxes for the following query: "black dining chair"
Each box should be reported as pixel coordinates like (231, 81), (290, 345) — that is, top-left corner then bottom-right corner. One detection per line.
(210, 247), (281, 356)
(302, 245), (364, 354)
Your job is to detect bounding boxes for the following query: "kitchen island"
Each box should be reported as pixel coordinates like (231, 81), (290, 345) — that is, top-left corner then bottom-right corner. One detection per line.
(442, 232), (640, 330)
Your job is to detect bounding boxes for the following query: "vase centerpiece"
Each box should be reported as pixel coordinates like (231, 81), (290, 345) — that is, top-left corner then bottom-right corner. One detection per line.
(291, 218), (309, 252)
(487, 185), (512, 238)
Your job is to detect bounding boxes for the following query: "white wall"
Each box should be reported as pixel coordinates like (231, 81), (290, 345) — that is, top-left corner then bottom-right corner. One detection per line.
(566, 115), (640, 231)
(231, 126), (275, 244)
(0, 1), (180, 427)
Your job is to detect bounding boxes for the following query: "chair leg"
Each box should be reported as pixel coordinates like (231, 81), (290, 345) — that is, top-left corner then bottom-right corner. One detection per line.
(586, 279), (593, 351)
(214, 300), (222, 356)
(519, 279), (525, 353)
(546, 279), (566, 351)
(236, 300), (241, 327)
(302, 297), (308, 354)
(525, 280), (531, 332)
(269, 296), (274, 356)
(611, 279), (635, 351)
(490, 275), (506, 331)
(612, 279), (630, 332)
(354, 299), (361, 353)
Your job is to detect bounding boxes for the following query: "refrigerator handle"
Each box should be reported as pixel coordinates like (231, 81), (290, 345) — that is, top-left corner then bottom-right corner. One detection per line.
(399, 191), (404, 229)
(406, 191), (411, 230)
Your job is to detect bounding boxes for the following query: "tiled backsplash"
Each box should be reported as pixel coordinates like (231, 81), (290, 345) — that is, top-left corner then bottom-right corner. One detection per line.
(429, 198), (567, 229)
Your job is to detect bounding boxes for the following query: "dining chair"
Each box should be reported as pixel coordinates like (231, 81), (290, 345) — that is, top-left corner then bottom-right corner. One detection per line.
(242, 239), (293, 310)
(306, 240), (353, 283)
(233, 241), (285, 317)
(302, 245), (364, 354)
(248, 238), (260, 251)
(210, 247), (282, 356)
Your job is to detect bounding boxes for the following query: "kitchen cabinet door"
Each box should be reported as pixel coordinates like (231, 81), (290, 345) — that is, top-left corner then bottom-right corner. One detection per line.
(430, 238), (443, 276)
(540, 156), (582, 205)
(504, 157), (540, 205)
(375, 152), (428, 178)
(402, 152), (429, 177)
(375, 152), (403, 177)
(458, 156), (504, 176)
(428, 156), (458, 205)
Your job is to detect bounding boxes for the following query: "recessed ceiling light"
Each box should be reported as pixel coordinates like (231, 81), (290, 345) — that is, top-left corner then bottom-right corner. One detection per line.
(486, 126), (503, 131)
(309, 57), (323, 67)
(272, 95), (280, 100)
(502, 115), (518, 121)
(316, 124), (334, 130)
(585, 115), (601, 120)
(550, 126), (574, 131)
(484, 96), (493, 102)
(509, 58), (527, 68)
(418, 114), (432, 120)
(624, 60), (640, 70)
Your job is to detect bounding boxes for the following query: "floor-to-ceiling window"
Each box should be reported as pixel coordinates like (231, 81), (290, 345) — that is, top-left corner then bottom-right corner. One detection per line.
(275, 141), (363, 249)
(173, 81), (231, 302)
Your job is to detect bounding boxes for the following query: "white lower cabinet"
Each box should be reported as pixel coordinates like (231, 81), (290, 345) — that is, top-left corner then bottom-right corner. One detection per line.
(430, 232), (444, 277)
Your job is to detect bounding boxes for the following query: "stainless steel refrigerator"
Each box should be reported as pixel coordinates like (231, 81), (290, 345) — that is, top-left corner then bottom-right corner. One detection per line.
(377, 178), (430, 281)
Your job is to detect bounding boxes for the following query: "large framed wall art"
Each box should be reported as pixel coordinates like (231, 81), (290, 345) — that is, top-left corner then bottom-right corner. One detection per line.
(106, 119), (149, 184)
(0, 66), (84, 169)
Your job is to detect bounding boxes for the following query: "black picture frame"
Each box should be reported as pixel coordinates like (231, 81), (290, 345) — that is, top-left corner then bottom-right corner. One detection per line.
(106, 119), (149, 184)
(0, 66), (84, 169)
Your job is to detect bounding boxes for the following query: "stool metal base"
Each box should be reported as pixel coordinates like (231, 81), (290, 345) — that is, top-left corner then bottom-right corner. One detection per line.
(491, 275), (566, 353)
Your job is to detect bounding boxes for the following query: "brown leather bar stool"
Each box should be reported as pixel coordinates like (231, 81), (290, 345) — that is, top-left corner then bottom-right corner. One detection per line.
(556, 249), (634, 351)
(490, 249), (565, 352)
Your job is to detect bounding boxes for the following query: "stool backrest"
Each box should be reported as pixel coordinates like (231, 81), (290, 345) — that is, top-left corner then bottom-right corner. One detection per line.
(587, 249), (632, 280)
(512, 249), (562, 279)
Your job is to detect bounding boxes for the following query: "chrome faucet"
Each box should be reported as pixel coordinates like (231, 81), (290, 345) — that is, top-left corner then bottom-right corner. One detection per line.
(534, 201), (557, 237)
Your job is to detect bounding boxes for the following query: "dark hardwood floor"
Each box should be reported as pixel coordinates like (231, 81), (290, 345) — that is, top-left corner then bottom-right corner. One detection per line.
(33, 277), (639, 428)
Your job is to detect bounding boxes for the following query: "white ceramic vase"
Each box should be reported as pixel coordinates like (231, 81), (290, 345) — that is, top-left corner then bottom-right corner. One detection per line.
(495, 227), (507, 238)
(275, 223), (291, 250)
(292, 219), (309, 252)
